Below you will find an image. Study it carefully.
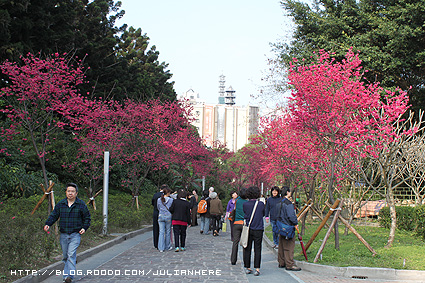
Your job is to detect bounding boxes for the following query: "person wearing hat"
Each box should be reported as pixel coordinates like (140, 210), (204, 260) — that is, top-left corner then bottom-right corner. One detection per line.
(44, 183), (91, 283)
(277, 186), (301, 271)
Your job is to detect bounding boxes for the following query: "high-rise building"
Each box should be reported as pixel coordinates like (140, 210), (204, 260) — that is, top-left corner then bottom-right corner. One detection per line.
(180, 85), (259, 152)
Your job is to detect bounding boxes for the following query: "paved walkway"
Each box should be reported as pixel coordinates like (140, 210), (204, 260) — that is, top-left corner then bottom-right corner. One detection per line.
(39, 224), (302, 283)
(20, 222), (425, 283)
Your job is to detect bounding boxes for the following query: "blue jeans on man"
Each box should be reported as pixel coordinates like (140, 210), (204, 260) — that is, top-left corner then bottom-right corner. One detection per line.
(60, 232), (81, 281)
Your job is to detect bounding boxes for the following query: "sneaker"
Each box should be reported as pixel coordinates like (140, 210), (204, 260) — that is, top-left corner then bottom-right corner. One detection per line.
(274, 245), (279, 249)
(168, 246), (173, 251)
(180, 247), (186, 251)
(200, 230), (203, 234)
(159, 250), (164, 253)
(64, 277), (72, 283)
(175, 247), (180, 252)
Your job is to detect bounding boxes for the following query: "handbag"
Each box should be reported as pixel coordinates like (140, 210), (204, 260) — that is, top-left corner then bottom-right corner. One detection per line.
(240, 200), (259, 248)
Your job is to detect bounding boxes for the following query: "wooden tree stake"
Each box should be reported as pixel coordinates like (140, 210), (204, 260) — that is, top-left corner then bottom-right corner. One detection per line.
(31, 181), (55, 215)
(305, 199), (340, 251)
(313, 202), (342, 262)
(297, 199), (313, 219)
(325, 201), (377, 256)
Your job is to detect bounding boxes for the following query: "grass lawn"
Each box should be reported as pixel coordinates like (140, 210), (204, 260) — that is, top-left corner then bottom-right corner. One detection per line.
(265, 220), (425, 270)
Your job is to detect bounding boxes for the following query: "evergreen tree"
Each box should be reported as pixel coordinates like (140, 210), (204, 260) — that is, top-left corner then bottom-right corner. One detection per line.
(276, 0), (425, 111)
(0, 0), (176, 102)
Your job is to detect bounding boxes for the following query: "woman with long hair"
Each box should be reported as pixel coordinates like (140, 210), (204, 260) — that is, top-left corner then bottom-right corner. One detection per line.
(157, 185), (173, 252)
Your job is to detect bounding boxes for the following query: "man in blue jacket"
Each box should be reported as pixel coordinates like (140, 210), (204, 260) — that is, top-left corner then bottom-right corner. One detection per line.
(277, 186), (301, 271)
(44, 183), (91, 283)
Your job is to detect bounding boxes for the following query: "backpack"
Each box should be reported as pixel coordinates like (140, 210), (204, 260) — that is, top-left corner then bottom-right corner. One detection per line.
(197, 198), (208, 214)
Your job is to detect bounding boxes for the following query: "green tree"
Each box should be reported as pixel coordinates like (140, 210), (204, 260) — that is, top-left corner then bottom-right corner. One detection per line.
(0, 0), (175, 102)
(114, 26), (176, 102)
(276, 0), (425, 111)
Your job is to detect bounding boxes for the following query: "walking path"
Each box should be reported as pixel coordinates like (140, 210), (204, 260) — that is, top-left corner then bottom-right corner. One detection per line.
(16, 223), (425, 283)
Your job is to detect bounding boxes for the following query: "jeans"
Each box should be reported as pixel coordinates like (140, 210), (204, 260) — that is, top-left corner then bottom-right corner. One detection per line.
(60, 232), (81, 280)
(200, 215), (210, 234)
(270, 220), (279, 246)
(158, 214), (172, 251)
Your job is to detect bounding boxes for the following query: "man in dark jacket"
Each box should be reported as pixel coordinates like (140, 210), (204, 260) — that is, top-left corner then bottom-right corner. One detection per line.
(277, 186), (301, 271)
(152, 185), (165, 249)
(44, 183), (91, 283)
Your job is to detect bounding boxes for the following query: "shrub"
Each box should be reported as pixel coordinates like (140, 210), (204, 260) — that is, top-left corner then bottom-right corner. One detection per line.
(414, 205), (425, 240)
(379, 205), (425, 238)
(378, 206), (391, 229)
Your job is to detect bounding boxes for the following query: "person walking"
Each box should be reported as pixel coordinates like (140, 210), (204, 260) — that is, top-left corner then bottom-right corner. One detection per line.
(44, 183), (91, 283)
(225, 190), (238, 241)
(265, 186), (282, 249)
(151, 185), (165, 249)
(169, 189), (192, 252)
(230, 188), (248, 265)
(243, 186), (265, 276)
(198, 190), (211, 235)
(209, 192), (224, 236)
(157, 186), (173, 252)
(189, 189), (198, 226)
(277, 186), (301, 271)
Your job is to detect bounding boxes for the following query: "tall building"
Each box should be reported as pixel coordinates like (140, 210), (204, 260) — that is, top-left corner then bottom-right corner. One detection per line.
(180, 86), (259, 152)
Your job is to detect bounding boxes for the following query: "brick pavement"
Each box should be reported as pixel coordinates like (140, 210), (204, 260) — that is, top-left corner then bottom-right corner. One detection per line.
(76, 225), (248, 282)
(19, 222), (425, 283)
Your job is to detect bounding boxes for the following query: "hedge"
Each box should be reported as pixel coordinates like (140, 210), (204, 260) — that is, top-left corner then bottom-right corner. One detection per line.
(379, 205), (425, 240)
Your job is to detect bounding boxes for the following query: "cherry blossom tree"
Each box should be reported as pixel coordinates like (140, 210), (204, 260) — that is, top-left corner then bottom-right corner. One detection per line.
(256, 49), (411, 247)
(287, 49), (409, 204)
(0, 53), (86, 211)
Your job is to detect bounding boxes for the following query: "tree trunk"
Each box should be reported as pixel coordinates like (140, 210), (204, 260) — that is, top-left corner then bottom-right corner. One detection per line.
(385, 188), (397, 248)
(328, 154), (340, 250)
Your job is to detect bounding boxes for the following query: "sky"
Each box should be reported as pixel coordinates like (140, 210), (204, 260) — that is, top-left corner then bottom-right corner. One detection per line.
(116, 0), (293, 107)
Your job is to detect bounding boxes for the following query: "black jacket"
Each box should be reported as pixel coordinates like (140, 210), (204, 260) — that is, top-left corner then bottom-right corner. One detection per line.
(169, 198), (192, 225)
(152, 191), (163, 214)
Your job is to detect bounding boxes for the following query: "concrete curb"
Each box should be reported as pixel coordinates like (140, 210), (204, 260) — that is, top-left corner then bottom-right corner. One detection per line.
(14, 226), (153, 283)
(262, 231), (425, 281)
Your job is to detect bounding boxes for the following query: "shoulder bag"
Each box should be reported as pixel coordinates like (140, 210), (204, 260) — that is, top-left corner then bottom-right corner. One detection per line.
(240, 200), (258, 248)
